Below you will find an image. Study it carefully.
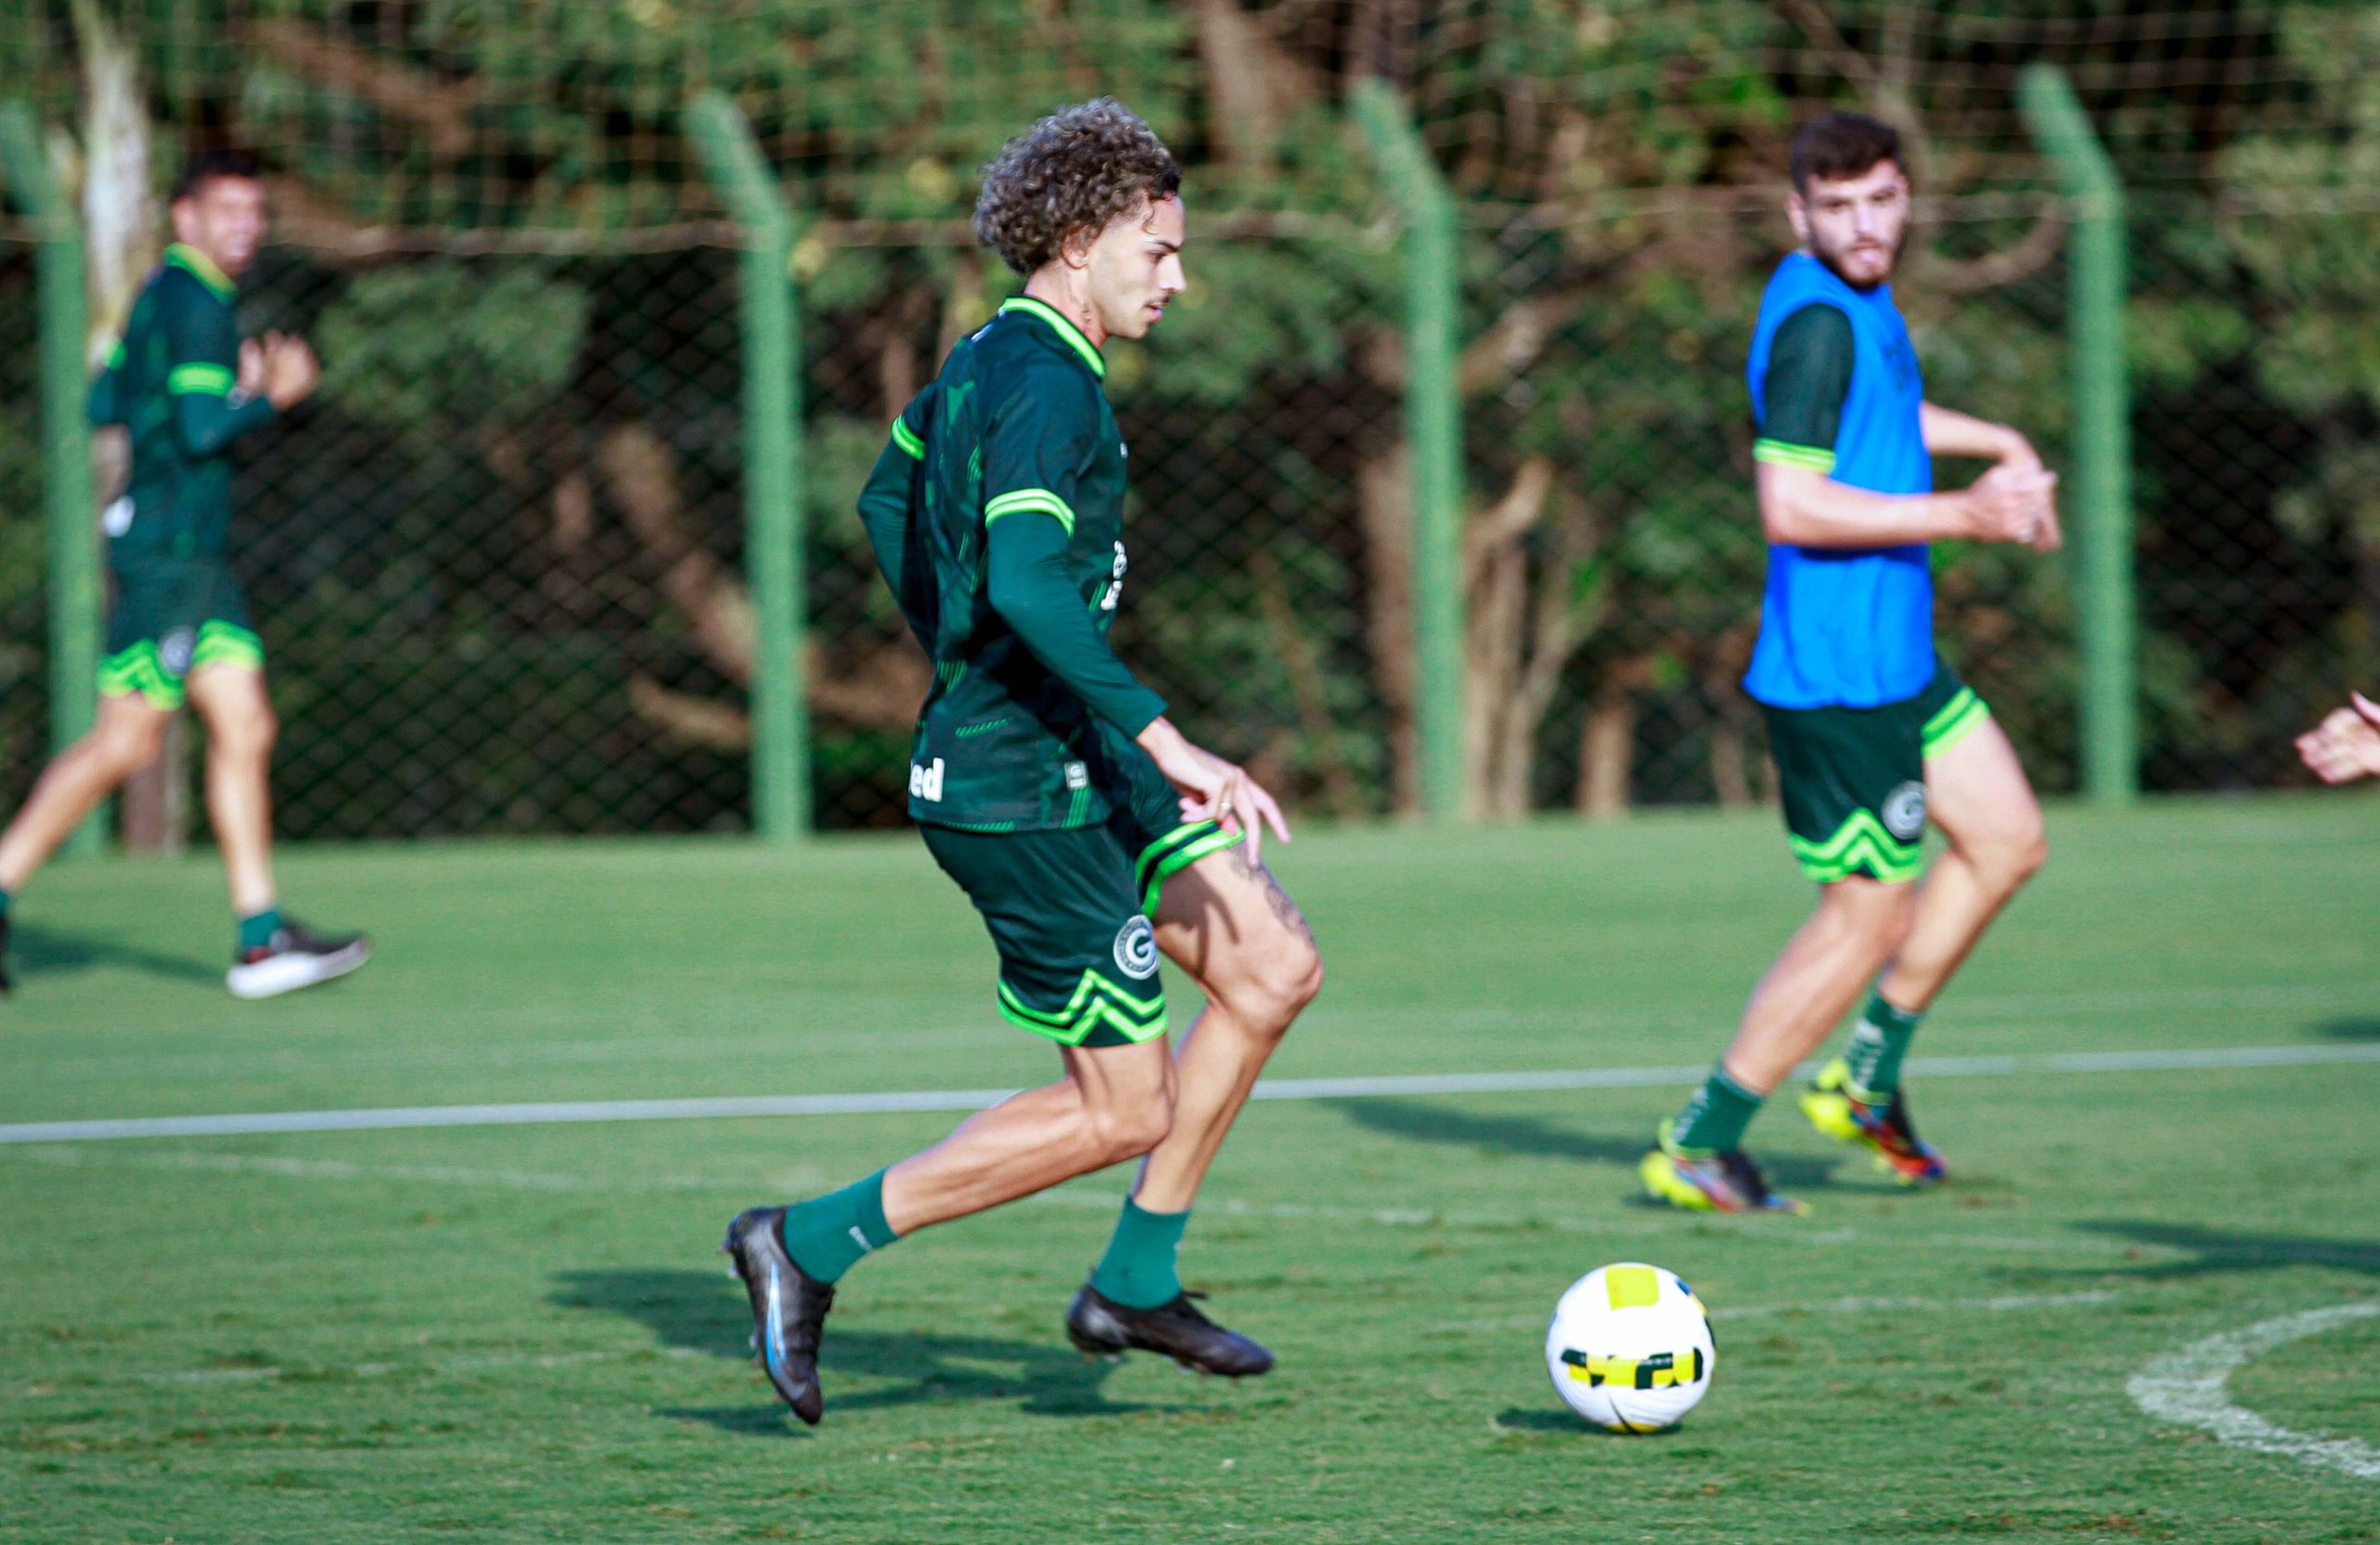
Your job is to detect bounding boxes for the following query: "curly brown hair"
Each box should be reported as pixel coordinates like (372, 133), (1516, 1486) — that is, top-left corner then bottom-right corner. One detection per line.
(972, 99), (1182, 275)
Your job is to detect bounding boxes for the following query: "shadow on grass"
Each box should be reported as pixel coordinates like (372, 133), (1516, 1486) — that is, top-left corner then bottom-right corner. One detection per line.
(1333, 1097), (1842, 1191)
(1494, 1407), (1683, 1438)
(2310, 1015), (2380, 1041)
(2073, 1221), (2380, 1278)
(553, 1268), (1182, 1436)
(10, 922), (218, 984)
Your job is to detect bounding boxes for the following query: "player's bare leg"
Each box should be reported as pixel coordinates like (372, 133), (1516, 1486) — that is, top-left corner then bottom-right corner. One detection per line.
(0, 694), (169, 990)
(1643, 876), (1913, 1212)
(189, 664), (370, 998)
(1878, 718), (2046, 1010)
(1061, 841), (1320, 1372)
(0, 694), (169, 893)
(1802, 718), (2046, 1182)
(879, 1038), (1177, 1232)
(185, 664), (278, 917)
(1722, 876), (1914, 1093)
(725, 1038), (1173, 1423)
(1130, 842), (1323, 1212)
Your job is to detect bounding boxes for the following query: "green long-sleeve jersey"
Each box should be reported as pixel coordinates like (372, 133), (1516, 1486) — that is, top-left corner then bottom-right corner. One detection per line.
(855, 296), (1168, 832)
(88, 243), (277, 561)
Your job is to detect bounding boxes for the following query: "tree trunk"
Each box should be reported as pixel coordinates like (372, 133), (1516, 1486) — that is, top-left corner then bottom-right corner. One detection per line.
(1577, 659), (1650, 819)
(74, 0), (155, 349)
(1577, 693), (1634, 820)
(1705, 632), (1759, 808)
(1189, 0), (1317, 172)
(76, 0), (183, 852)
(1710, 712), (1752, 808)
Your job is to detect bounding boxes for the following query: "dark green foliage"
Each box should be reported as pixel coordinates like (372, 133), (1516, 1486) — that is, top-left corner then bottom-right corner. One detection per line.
(2, 2), (2374, 830)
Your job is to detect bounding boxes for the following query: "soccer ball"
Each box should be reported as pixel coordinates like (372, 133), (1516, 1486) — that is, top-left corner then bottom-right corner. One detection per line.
(1543, 1262), (1716, 1433)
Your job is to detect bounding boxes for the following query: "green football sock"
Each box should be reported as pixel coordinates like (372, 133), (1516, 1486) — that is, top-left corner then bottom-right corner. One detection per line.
(1668, 1065), (1763, 1155)
(1844, 993), (1924, 1099)
(777, 1169), (899, 1284)
(1090, 1196), (1190, 1310)
(237, 906), (283, 953)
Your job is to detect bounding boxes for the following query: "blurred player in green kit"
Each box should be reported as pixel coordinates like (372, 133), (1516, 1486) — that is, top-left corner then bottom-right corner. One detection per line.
(0, 151), (368, 998)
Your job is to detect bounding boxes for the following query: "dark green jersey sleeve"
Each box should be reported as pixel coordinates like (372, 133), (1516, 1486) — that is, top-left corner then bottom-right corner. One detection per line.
(87, 342), (126, 427)
(980, 359), (1099, 534)
(978, 359), (1166, 734)
(985, 511), (1167, 736)
(855, 385), (937, 647)
(1754, 301), (1855, 468)
(163, 281), (275, 456)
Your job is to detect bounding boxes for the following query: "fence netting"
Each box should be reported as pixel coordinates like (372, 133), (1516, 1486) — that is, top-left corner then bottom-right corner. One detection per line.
(0, 239), (48, 818)
(2, 2), (2373, 837)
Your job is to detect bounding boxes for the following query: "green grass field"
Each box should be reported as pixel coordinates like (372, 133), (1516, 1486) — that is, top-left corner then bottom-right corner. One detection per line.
(3, 797), (2375, 1543)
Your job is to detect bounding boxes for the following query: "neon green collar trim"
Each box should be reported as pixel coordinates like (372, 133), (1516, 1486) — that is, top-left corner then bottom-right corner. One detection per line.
(998, 296), (1106, 379)
(166, 244), (237, 301)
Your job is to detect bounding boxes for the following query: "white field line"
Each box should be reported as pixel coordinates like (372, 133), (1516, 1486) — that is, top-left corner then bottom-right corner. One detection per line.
(2128, 1302), (2380, 1481)
(14, 979), (2374, 1085)
(4, 1039), (2375, 1146)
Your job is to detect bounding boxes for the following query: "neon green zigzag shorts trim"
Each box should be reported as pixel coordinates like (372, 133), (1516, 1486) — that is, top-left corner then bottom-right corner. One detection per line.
(1134, 818), (1244, 915)
(918, 824), (1162, 1049)
(98, 620), (264, 710)
(1763, 664), (1992, 885)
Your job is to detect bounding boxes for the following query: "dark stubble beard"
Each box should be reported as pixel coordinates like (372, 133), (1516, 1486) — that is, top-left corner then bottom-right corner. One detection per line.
(1812, 221), (1909, 293)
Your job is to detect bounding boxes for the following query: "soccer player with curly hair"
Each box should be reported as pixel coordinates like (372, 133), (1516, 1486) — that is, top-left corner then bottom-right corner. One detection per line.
(723, 99), (1323, 1424)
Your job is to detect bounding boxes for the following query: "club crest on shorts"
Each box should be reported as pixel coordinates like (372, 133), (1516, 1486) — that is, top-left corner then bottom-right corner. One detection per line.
(159, 626), (198, 678)
(1882, 781), (1927, 841)
(1113, 916), (1159, 980)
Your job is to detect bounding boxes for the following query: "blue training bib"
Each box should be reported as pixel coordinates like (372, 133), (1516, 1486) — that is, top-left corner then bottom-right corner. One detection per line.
(1742, 252), (1936, 709)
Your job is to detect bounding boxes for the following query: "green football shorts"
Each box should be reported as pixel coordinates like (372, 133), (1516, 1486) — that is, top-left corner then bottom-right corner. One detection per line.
(1093, 721), (1246, 914)
(922, 733), (1244, 1049)
(99, 559), (264, 711)
(1762, 664), (1991, 885)
(922, 824), (1170, 1049)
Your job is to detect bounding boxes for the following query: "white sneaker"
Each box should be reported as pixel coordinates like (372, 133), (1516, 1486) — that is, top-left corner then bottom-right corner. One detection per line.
(227, 919), (371, 999)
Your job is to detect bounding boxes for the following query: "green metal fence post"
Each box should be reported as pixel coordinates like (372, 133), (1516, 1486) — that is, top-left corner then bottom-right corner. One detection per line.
(688, 91), (807, 840)
(2019, 65), (2137, 806)
(1353, 80), (1467, 820)
(0, 101), (105, 857)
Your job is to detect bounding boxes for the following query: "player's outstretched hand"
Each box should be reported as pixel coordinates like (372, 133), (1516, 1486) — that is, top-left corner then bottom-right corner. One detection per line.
(2029, 501), (2065, 554)
(237, 336), (271, 402)
(2295, 692), (2380, 785)
(1136, 717), (1291, 866)
(1964, 462), (2058, 546)
(263, 334), (321, 410)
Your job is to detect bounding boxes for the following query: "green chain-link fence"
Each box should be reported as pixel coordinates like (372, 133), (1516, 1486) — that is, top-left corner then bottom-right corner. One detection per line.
(0, 239), (50, 818)
(4, 2), (2374, 840)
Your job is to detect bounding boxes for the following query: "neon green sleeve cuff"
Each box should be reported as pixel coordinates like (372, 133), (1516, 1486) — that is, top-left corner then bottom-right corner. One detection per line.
(168, 362), (236, 397)
(1752, 438), (1837, 473)
(984, 488), (1078, 536)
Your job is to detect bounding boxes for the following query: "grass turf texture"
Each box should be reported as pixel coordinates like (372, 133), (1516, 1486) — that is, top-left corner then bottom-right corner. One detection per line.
(2, 796), (2375, 1544)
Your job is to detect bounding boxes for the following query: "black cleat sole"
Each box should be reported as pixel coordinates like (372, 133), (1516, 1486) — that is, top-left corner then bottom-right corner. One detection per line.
(1065, 1280), (1274, 1379)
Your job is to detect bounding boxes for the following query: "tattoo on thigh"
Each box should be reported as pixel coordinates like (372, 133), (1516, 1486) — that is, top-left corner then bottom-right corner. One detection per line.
(1255, 860), (1316, 949)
